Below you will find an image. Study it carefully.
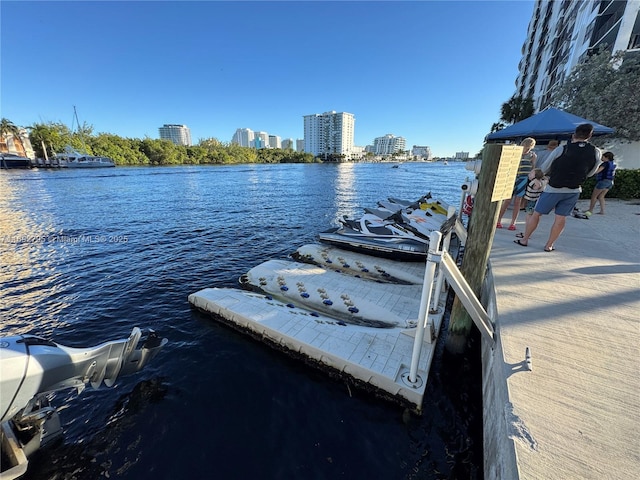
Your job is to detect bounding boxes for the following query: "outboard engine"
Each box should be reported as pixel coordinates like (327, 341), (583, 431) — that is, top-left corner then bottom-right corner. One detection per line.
(0, 328), (167, 480)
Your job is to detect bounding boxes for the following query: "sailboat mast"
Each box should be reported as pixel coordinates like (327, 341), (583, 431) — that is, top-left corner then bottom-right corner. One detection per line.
(73, 105), (88, 153)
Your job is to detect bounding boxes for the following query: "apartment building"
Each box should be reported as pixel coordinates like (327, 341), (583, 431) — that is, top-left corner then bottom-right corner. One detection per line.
(372, 134), (406, 155)
(282, 138), (294, 150)
(231, 128), (255, 147)
(411, 145), (433, 161)
(158, 124), (192, 146)
(516, 0), (640, 111)
(268, 135), (281, 149)
(303, 111), (355, 158)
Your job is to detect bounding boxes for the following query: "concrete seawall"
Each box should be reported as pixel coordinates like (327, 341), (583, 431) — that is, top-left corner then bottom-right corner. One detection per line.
(482, 199), (640, 479)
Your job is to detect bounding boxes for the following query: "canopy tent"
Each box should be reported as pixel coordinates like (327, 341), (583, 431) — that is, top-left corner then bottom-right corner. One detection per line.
(485, 107), (614, 142)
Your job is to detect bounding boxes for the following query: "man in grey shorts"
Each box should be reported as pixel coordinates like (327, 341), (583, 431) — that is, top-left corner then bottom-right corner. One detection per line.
(514, 123), (602, 252)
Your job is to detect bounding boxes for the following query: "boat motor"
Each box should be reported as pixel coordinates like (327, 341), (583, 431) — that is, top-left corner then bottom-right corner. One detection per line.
(0, 328), (167, 480)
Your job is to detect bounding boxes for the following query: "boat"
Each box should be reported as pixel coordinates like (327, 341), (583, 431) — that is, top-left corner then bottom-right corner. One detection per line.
(0, 153), (32, 169)
(52, 107), (115, 168)
(53, 145), (116, 168)
(318, 194), (456, 261)
(0, 328), (167, 480)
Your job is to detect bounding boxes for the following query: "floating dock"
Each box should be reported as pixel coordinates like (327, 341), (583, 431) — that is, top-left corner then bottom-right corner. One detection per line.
(189, 242), (454, 412)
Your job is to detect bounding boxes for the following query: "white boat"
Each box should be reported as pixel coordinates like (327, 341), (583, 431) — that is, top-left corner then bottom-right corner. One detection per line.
(0, 328), (167, 479)
(53, 145), (115, 168)
(52, 106), (115, 168)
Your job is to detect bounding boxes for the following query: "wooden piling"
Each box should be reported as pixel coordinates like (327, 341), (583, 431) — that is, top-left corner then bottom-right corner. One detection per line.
(446, 144), (522, 354)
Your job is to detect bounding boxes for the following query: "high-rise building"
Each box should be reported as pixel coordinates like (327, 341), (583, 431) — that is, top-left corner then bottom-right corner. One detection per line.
(159, 124), (192, 146)
(231, 128), (255, 147)
(282, 138), (294, 150)
(373, 134), (406, 155)
(303, 111), (355, 158)
(411, 145), (432, 161)
(516, 0), (640, 111)
(254, 131), (269, 149)
(268, 135), (281, 149)
(296, 139), (305, 152)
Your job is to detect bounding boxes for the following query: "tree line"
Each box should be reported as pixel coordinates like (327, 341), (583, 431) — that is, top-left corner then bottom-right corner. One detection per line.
(20, 122), (316, 166)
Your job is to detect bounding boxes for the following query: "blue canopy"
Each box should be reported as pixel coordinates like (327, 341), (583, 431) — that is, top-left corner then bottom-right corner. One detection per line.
(486, 107), (614, 142)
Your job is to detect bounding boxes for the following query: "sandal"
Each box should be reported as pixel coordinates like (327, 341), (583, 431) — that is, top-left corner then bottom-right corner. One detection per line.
(515, 233), (524, 238)
(508, 225), (516, 231)
(544, 246), (555, 252)
(496, 223), (503, 229)
(514, 239), (528, 247)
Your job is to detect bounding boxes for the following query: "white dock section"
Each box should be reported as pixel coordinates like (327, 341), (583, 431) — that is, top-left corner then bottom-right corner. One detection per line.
(292, 243), (427, 285)
(484, 199), (640, 479)
(189, 252), (448, 412)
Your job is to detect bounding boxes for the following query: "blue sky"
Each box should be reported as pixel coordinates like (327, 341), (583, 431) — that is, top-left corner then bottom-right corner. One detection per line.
(1, 0), (534, 157)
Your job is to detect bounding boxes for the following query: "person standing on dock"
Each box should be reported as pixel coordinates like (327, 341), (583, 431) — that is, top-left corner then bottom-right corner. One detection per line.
(586, 151), (617, 216)
(497, 137), (537, 231)
(535, 139), (559, 171)
(514, 123), (602, 252)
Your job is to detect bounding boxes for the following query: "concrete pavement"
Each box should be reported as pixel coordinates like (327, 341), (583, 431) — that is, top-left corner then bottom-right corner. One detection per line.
(485, 198), (640, 479)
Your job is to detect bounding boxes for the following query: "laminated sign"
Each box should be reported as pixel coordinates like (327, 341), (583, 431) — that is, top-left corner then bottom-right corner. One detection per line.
(491, 145), (524, 202)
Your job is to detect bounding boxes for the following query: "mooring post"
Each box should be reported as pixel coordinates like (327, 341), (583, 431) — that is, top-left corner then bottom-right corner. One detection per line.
(409, 230), (443, 383)
(446, 144), (522, 354)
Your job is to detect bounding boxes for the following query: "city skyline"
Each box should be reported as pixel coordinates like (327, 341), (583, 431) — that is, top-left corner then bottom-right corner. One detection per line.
(1, 1), (535, 158)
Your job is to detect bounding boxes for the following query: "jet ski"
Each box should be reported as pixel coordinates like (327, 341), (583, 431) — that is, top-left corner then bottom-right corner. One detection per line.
(318, 194), (456, 261)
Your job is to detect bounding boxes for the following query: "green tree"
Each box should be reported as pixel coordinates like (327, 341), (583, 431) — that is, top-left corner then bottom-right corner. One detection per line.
(550, 50), (640, 141)
(499, 95), (534, 125)
(490, 121), (506, 133)
(28, 122), (73, 157)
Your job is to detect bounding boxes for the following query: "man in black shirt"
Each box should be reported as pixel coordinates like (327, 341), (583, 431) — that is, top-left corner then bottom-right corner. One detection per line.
(514, 123), (602, 252)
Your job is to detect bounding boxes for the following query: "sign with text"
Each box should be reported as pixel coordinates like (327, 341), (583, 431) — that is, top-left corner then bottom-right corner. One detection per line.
(492, 145), (524, 202)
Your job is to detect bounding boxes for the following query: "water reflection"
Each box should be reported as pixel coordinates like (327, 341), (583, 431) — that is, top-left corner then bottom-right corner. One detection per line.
(0, 175), (70, 335)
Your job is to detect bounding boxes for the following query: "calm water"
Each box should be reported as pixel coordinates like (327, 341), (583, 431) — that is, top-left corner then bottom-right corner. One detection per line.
(0, 162), (482, 480)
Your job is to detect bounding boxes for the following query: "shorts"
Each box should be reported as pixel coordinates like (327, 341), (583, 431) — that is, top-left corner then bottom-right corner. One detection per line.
(534, 191), (580, 216)
(525, 199), (537, 214)
(595, 179), (613, 189)
(512, 175), (529, 197)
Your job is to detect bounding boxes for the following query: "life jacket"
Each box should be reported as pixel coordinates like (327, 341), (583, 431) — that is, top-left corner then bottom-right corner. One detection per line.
(524, 179), (544, 201)
(548, 142), (597, 189)
(596, 161), (616, 181)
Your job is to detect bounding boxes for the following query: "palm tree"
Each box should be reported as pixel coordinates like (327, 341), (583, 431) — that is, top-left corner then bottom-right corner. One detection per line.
(500, 95), (534, 125)
(0, 118), (25, 155)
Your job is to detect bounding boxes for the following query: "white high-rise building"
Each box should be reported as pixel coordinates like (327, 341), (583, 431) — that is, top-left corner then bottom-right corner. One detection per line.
(268, 135), (281, 149)
(231, 128), (255, 147)
(373, 134), (406, 155)
(411, 145), (432, 161)
(159, 124), (192, 146)
(296, 139), (305, 152)
(516, 0), (640, 111)
(303, 111), (355, 158)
